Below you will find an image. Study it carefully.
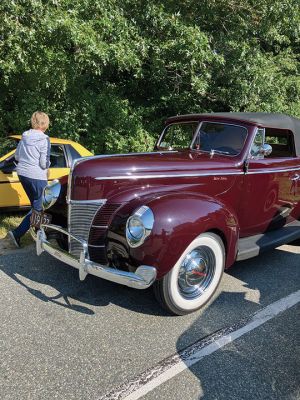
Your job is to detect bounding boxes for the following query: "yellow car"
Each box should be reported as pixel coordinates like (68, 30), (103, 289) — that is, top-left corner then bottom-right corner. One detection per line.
(0, 135), (92, 210)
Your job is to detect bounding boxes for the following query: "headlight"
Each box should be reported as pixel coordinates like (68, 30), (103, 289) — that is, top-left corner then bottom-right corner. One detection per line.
(126, 206), (154, 248)
(43, 179), (61, 210)
(127, 217), (145, 242)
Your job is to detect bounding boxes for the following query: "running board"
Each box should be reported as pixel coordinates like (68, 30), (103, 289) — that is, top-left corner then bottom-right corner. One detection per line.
(237, 220), (300, 261)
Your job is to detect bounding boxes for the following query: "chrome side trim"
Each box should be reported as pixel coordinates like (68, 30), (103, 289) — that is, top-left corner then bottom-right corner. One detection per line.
(35, 225), (157, 289)
(91, 225), (108, 228)
(95, 171), (244, 180)
(247, 166), (300, 174)
(93, 165), (300, 180)
(88, 244), (106, 248)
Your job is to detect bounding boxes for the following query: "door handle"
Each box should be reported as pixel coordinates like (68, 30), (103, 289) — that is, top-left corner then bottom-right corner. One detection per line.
(291, 174), (300, 181)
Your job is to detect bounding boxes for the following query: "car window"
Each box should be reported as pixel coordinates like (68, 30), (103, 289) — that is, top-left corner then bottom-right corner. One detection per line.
(249, 127), (296, 159)
(193, 122), (248, 155)
(66, 144), (82, 161)
(264, 129), (296, 158)
(250, 128), (265, 158)
(50, 145), (67, 168)
(158, 122), (199, 150)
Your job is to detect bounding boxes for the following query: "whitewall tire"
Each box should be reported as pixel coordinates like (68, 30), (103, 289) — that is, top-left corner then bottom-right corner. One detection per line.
(154, 233), (225, 315)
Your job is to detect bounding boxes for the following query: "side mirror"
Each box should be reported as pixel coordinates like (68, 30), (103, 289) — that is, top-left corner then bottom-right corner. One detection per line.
(259, 144), (272, 157)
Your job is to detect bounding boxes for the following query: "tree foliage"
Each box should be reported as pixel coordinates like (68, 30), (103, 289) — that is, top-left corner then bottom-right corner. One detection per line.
(0, 0), (299, 154)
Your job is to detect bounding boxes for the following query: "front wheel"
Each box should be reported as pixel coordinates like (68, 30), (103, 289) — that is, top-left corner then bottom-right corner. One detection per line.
(154, 233), (225, 315)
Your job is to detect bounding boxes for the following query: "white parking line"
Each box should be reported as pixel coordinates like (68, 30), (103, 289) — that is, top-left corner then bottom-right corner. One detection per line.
(99, 290), (300, 400)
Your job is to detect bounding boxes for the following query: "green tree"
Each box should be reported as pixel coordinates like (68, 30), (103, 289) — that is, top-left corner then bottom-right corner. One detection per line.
(0, 0), (299, 154)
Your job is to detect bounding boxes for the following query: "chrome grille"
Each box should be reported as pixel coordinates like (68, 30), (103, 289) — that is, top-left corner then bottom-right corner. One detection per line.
(69, 201), (106, 257)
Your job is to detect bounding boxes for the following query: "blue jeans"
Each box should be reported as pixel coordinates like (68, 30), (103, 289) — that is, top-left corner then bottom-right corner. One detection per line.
(13, 175), (47, 239)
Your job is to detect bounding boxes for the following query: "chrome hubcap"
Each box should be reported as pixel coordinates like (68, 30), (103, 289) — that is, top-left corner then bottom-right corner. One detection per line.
(178, 246), (216, 299)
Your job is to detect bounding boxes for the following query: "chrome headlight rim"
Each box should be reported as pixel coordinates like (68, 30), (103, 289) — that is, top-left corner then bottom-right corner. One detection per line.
(42, 179), (61, 210)
(126, 205), (154, 248)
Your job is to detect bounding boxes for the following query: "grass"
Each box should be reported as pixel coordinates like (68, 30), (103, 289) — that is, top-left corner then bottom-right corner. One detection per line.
(0, 212), (33, 245)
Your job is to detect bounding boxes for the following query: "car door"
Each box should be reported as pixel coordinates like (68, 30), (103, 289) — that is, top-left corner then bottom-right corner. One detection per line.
(239, 128), (300, 237)
(0, 150), (31, 209)
(0, 144), (70, 209)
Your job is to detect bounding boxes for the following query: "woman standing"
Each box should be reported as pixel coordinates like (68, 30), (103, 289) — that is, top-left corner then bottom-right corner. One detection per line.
(8, 111), (51, 247)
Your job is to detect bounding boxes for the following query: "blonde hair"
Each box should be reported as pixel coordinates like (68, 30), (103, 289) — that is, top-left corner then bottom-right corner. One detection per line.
(31, 111), (50, 131)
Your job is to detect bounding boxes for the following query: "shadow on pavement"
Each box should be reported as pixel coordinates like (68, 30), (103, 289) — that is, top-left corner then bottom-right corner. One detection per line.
(0, 248), (169, 317)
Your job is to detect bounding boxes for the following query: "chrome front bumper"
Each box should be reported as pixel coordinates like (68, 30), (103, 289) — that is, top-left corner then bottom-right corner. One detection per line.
(33, 224), (157, 289)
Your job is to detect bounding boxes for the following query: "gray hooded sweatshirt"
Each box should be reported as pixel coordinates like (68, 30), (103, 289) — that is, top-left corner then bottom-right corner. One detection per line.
(15, 129), (51, 181)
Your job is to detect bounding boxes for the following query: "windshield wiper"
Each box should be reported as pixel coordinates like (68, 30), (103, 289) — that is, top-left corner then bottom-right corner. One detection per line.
(210, 149), (230, 155)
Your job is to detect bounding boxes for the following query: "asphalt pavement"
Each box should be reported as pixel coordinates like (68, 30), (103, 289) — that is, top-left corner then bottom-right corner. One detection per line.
(0, 243), (299, 400)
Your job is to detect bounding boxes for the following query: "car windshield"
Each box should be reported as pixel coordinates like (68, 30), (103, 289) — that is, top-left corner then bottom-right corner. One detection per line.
(157, 122), (199, 150)
(192, 122), (248, 155)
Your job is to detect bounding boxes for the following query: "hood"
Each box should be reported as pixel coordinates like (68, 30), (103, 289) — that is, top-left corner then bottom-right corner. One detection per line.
(70, 150), (243, 202)
(21, 129), (48, 145)
(73, 150), (241, 179)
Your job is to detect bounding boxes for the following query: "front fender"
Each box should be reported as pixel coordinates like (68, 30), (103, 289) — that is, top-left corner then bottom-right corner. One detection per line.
(108, 192), (239, 279)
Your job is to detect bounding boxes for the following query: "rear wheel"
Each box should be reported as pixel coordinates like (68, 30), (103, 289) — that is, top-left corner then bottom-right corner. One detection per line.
(154, 233), (225, 315)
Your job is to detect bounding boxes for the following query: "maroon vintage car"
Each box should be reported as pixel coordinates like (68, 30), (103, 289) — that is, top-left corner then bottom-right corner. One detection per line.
(33, 112), (300, 315)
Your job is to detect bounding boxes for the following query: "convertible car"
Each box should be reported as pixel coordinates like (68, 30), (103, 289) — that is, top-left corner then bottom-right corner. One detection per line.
(0, 136), (92, 210)
(33, 112), (300, 315)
